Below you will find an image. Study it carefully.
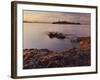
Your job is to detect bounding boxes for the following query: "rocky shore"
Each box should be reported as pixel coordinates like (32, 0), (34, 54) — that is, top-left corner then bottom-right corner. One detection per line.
(23, 37), (91, 69)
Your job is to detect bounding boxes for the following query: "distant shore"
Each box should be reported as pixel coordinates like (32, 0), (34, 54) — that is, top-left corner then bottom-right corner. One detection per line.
(23, 21), (81, 25)
(52, 21), (80, 25)
(23, 37), (91, 69)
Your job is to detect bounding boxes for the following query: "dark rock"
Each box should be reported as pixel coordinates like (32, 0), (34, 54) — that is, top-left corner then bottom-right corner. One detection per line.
(23, 37), (91, 69)
(48, 32), (66, 39)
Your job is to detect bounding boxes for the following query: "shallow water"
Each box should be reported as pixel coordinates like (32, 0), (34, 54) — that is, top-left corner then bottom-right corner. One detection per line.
(23, 23), (90, 51)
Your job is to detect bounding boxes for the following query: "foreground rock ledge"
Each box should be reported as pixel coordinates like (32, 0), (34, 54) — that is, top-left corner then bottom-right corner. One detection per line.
(23, 48), (90, 69)
(23, 37), (91, 69)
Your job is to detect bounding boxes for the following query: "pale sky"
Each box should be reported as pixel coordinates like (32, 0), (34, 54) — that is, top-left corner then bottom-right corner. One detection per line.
(23, 10), (91, 25)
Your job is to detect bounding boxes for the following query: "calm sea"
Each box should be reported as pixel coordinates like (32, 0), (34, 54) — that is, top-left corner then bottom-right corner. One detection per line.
(23, 23), (90, 51)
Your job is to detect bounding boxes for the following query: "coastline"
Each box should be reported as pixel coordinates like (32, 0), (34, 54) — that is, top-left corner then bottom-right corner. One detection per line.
(23, 37), (91, 69)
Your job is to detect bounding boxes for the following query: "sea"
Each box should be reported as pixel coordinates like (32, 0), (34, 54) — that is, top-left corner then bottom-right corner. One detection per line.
(23, 23), (90, 51)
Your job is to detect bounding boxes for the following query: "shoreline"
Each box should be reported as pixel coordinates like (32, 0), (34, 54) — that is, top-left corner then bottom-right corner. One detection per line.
(23, 37), (91, 69)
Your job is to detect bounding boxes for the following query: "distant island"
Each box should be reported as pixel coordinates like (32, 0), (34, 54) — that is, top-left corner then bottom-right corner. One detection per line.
(23, 20), (81, 25)
(52, 21), (80, 25)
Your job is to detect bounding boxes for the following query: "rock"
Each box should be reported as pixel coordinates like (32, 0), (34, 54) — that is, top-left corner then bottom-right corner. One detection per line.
(23, 48), (90, 69)
(48, 32), (66, 39)
(23, 37), (91, 69)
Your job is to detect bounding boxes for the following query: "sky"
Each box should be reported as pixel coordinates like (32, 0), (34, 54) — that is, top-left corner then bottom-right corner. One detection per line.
(23, 10), (91, 25)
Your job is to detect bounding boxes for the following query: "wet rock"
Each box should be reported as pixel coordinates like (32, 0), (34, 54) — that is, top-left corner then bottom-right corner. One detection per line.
(48, 32), (66, 39)
(23, 37), (91, 69)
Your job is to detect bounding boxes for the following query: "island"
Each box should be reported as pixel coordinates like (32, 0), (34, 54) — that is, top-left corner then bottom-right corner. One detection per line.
(52, 21), (80, 25)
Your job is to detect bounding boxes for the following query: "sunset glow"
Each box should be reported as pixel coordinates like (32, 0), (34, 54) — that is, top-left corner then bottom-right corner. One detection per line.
(24, 11), (90, 24)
